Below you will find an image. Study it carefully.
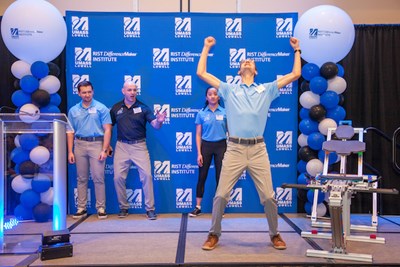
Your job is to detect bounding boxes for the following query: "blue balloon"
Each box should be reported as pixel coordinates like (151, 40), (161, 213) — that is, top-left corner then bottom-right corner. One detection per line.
(40, 104), (60, 113)
(297, 160), (307, 173)
(11, 90), (32, 107)
(301, 63), (320, 81)
(20, 189), (41, 208)
(307, 189), (325, 204)
(327, 105), (346, 123)
(32, 177), (51, 193)
(299, 108), (310, 119)
(299, 119), (319, 135)
(307, 132), (326, 150)
(33, 203), (52, 222)
(49, 93), (61, 106)
(336, 63), (345, 77)
(19, 133), (39, 151)
(309, 76), (328, 95)
(11, 147), (30, 164)
(31, 61), (49, 79)
(297, 172), (309, 185)
(19, 75), (39, 93)
(320, 91), (339, 109)
(304, 201), (312, 215)
(14, 204), (33, 220)
(318, 150), (338, 165)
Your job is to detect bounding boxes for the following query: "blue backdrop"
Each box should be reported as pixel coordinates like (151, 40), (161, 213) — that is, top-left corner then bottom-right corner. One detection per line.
(65, 12), (298, 214)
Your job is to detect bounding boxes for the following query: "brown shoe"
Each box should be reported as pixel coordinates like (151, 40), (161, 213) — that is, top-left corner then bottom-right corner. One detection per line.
(202, 234), (219, 250)
(271, 234), (286, 250)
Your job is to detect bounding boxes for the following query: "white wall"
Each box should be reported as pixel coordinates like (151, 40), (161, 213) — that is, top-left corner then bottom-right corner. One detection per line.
(1, 0), (400, 24)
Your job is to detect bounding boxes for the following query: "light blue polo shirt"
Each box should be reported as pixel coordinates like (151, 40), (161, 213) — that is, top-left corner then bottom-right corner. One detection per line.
(218, 80), (279, 138)
(195, 105), (227, 142)
(68, 99), (112, 137)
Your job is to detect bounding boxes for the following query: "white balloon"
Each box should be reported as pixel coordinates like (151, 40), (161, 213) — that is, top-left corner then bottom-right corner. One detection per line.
(30, 146), (50, 165)
(327, 76), (347, 94)
(11, 174), (32, 193)
(299, 91), (320, 109)
(294, 5), (355, 67)
(39, 75), (61, 94)
(19, 103), (40, 123)
(298, 133), (308, 147)
(0, 0), (67, 64)
(14, 135), (21, 148)
(40, 187), (54, 205)
(316, 203), (327, 217)
(11, 60), (32, 79)
(306, 158), (323, 177)
(318, 118), (337, 135)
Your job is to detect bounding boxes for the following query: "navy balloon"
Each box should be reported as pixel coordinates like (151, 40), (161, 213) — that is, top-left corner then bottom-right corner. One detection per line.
(31, 89), (51, 108)
(307, 132), (325, 150)
(48, 62), (61, 77)
(301, 63), (320, 81)
(299, 119), (319, 135)
(19, 75), (39, 93)
(327, 105), (346, 123)
(320, 62), (339, 79)
(31, 61), (49, 79)
(309, 104), (327, 122)
(320, 91), (339, 109)
(300, 80), (310, 92)
(298, 146), (318, 162)
(11, 90), (31, 107)
(19, 160), (39, 178)
(33, 203), (52, 222)
(338, 94), (345, 106)
(20, 189), (41, 208)
(309, 76), (328, 95)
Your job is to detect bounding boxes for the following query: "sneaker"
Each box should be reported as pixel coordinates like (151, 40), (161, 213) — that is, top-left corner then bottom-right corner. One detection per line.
(72, 208), (87, 219)
(118, 209), (128, 218)
(271, 234), (286, 250)
(189, 207), (202, 217)
(202, 234), (219, 250)
(97, 208), (108, 219)
(146, 210), (157, 220)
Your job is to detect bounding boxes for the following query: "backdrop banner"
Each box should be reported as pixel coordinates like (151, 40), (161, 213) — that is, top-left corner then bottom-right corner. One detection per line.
(65, 11), (298, 214)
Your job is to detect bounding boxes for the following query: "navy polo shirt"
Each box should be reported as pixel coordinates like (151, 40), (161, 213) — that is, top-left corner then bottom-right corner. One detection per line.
(110, 99), (156, 141)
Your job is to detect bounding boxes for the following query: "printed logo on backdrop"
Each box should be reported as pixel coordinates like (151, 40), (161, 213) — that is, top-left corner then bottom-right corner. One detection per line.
(10, 28), (19, 39)
(74, 188), (91, 208)
(71, 16), (89, 37)
(239, 170), (247, 180)
(270, 163), (290, 169)
(153, 48), (170, 68)
(227, 188), (242, 208)
(176, 132), (192, 152)
(154, 160), (171, 180)
(276, 131), (293, 151)
(176, 188), (192, 208)
(74, 47), (92, 68)
(175, 17), (191, 38)
(175, 75), (192, 95)
(171, 163), (197, 175)
(105, 163), (114, 175)
(123, 17), (140, 38)
(276, 18), (292, 38)
(124, 75), (141, 95)
(72, 74), (89, 94)
(309, 28), (341, 39)
(170, 107), (200, 119)
(127, 188), (142, 209)
(277, 75), (292, 94)
(225, 18), (242, 38)
(154, 104), (170, 124)
(226, 75), (242, 84)
(276, 187), (292, 207)
(229, 48), (246, 69)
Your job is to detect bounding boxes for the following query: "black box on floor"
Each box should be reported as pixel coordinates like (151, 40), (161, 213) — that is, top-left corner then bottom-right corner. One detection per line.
(42, 229), (70, 245)
(40, 242), (73, 261)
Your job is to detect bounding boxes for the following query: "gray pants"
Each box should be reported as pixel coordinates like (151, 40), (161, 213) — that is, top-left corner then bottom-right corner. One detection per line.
(209, 141), (278, 237)
(74, 139), (106, 210)
(113, 141), (155, 211)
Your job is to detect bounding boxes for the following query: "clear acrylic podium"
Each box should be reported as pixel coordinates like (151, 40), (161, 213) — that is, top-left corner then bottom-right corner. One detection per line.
(0, 113), (73, 251)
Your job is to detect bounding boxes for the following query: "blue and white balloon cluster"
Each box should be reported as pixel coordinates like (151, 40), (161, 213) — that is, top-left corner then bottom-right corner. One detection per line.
(294, 5), (355, 216)
(1, 0), (67, 222)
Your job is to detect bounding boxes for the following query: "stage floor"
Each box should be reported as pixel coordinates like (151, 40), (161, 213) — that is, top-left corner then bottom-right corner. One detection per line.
(1, 213), (400, 266)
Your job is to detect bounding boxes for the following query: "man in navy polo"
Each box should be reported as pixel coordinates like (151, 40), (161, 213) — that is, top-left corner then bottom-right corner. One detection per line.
(197, 36), (301, 250)
(110, 81), (166, 220)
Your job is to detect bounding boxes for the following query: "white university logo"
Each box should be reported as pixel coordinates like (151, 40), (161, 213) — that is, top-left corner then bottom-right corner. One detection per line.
(276, 18), (293, 38)
(124, 75), (141, 95)
(276, 131), (293, 151)
(276, 187), (292, 207)
(226, 75), (242, 84)
(71, 16), (89, 37)
(227, 188), (242, 208)
(229, 48), (246, 69)
(154, 104), (170, 124)
(127, 189), (142, 209)
(72, 74), (89, 94)
(277, 75), (292, 94)
(225, 18), (242, 38)
(74, 188), (91, 208)
(123, 17), (140, 38)
(154, 160), (171, 180)
(153, 48), (170, 68)
(176, 132), (192, 152)
(175, 17), (191, 38)
(176, 188), (192, 208)
(175, 75), (192, 95)
(74, 47), (92, 68)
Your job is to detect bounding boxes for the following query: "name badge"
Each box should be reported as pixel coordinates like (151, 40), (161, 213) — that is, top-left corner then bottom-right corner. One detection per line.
(88, 107), (97, 114)
(255, 85), (266, 93)
(133, 107), (142, 114)
(216, 115), (224, 121)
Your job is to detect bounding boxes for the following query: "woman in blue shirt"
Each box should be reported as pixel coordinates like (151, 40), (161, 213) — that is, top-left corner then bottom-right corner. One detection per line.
(190, 87), (228, 217)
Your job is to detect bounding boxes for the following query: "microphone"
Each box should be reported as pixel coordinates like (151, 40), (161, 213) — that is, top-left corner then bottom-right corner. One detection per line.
(0, 106), (40, 117)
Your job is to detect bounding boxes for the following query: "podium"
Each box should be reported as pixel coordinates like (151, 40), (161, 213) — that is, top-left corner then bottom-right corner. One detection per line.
(0, 113), (73, 250)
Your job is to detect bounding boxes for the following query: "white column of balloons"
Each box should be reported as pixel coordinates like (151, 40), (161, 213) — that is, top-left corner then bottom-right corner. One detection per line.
(293, 5), (355, 216)
(1, 0), (67, 222)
